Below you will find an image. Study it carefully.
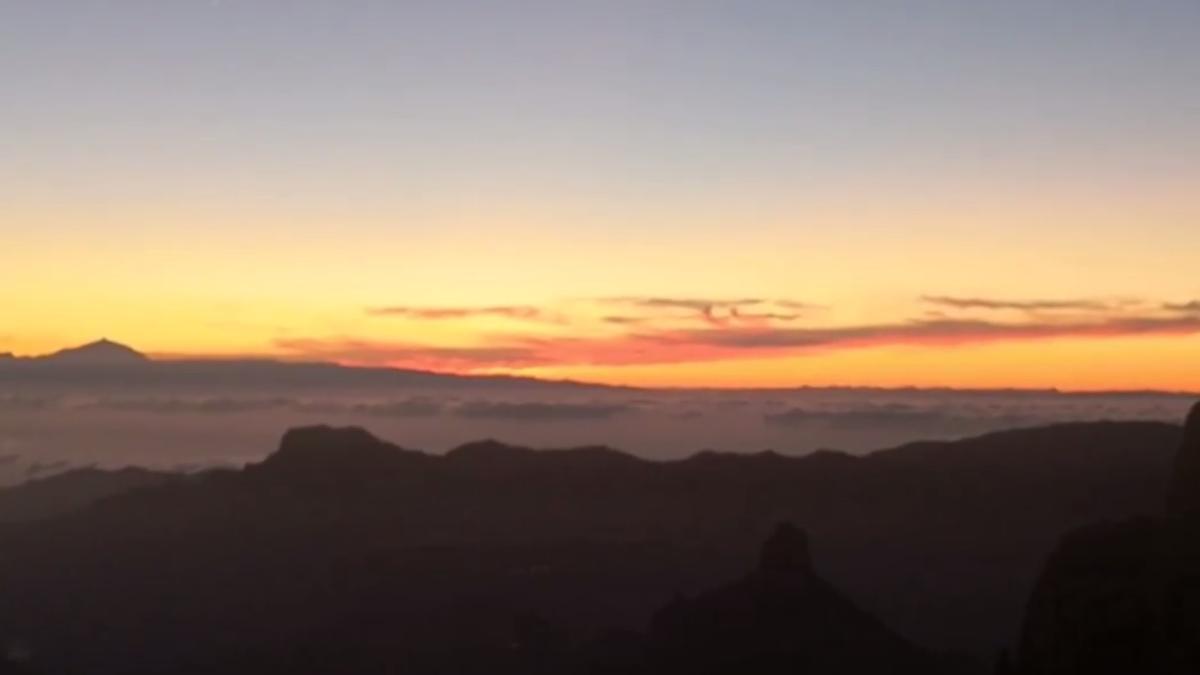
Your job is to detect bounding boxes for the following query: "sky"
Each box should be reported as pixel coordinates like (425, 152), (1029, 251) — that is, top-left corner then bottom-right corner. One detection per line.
(2, 0), (1199, 390)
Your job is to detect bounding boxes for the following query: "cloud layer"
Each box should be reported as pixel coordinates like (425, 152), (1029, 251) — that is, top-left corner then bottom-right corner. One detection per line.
(1165, 300), (1200, 313)
(920, 295), (1130, 313)
(272, 293), (1200, 372)
(599, 296), (809, 327)
(453, 401), (634, 422)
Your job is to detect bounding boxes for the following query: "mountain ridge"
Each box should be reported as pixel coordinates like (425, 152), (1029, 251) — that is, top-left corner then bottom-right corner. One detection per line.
(0, 417), (1184, 673)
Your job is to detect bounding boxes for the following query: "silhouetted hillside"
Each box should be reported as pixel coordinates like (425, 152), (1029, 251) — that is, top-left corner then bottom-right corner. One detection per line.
(0, 420), (1183, 673)
(0, 467), (175, 523)
(642, 523), (946, 674)
(1016, 402), (1200, 674)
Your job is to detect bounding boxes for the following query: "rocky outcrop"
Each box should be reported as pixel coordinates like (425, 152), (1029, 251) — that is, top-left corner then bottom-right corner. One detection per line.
(646, 523), (942, 674)
(1016, 401), (1200, 674)
(1167, 402), (1200, 518)
(757, 521), (812, 575)
(249, 425), (434, 485)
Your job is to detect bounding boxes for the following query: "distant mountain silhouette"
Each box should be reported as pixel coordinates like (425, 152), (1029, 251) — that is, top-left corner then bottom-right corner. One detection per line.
(0, 420), (1185, 673)
(0, 339), (600, 390)
(1016, 402), (1200, 674)
(41, 339), (147, 364)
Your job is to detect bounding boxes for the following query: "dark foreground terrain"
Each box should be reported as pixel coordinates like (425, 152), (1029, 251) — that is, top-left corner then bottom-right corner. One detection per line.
(1014, 402), (1200, 674)
(0, 407), (1195, 674)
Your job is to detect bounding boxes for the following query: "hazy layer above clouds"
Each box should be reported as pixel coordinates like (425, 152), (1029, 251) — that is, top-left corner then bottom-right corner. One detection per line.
(1, 383), (1193, 486)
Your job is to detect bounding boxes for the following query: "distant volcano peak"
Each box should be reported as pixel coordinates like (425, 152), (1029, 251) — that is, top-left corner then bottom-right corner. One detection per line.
(45, 339), (148, 364)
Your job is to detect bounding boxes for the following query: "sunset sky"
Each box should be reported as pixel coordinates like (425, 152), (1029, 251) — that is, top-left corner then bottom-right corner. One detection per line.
(3, 1), (1199, 390)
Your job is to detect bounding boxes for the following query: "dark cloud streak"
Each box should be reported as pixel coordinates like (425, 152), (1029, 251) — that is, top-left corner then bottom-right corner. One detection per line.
(669, 315), (1200, 350)
(1165, 300), (1200, 313)
(600, 296), (812, 327)
(921, 295), (1125, 312)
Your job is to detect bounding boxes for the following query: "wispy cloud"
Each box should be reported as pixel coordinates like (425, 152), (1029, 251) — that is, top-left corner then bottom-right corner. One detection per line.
(453, 401), (634, 421)
(766, 404), (971, 431)
(276, 314), (1200, 371)
(274, 337), (546, 370)
(275, 295), (1200, 372)
(661, 314), (1200, 351)
(602, 296), (767, 311)
(26, 460), (71, 478)
(599, 296), (811, 327)
(763, 402), (1039, 432)
(364, 297), (813, 331)
(1165, 300), (1200, 313)
(920, 295), (1130, 313)
(86, 397), (291, 414)
(0, 395), (59, 411)
(366, 305), (552, 322)
(603, 315), (654, 326)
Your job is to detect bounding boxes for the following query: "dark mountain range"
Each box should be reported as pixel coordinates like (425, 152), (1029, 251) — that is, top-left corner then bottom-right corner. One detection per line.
(1016, 402), (1200, 674)
(0, 418), (1184, 673)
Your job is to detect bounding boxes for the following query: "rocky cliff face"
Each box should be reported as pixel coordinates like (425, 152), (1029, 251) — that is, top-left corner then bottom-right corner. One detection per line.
(1017, 401), (1200, 675)
(1167, 402), (1200, 519)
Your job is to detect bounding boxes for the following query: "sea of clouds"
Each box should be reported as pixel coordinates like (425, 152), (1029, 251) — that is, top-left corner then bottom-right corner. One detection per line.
(0, 387), (1193, 486)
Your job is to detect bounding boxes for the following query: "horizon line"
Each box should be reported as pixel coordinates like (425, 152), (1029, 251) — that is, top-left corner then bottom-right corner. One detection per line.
(5, 338), (1199, 398)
